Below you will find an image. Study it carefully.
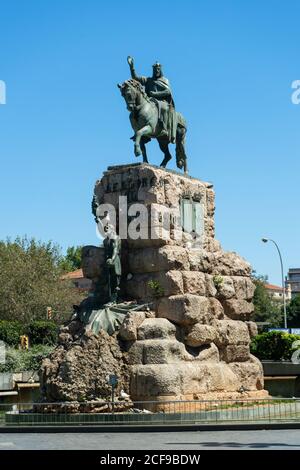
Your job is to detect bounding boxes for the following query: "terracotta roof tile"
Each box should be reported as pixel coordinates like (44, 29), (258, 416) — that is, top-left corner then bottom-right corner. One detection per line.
(61, 268), (84, 280)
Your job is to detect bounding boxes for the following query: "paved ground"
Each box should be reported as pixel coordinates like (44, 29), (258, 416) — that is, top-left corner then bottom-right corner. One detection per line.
(0, 429), (300, 450)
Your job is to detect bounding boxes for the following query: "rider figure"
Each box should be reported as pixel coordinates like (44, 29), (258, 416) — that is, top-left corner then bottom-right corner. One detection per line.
(127, 56), (176, 143)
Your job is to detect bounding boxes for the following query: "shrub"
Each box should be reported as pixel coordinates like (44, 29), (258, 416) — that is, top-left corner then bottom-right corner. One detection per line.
(0, 345), (54, 373)
(0, 320), (58, 347)
(213, 275), (223, 289)
(148, 280), (165, 297)
(26, 320), (58, 345)
(250, 331), (300, 361)
(23, 345), (54, 371)
(0, 321), (23, 346)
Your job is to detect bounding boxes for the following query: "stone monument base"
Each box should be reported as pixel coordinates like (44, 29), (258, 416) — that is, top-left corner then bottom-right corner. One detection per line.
(40, 164), (268, 406)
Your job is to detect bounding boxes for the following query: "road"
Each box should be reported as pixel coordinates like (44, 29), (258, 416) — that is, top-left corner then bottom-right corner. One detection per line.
(0, 429), (300, 450)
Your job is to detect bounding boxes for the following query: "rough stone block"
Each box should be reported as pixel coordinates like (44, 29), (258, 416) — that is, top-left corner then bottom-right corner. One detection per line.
(182, 271), (206, 295)
(211, 251), (252, 277)
(228, 355), (264, 391)
(127, 238), (168, 250)
(192, 342), (220, 362)
(232, 276), (256, 300)
(126, 270), (183, 300)
(216, 276), (235, 299)
(137, 318), (177, 340)
(180, 363), (240, 394)
(130, 362), (242, 400)
(222, 299), (254, 320)
(127, 342), (144, 365)
(215, 320), (250, 347)
(206, 188), (215, 216)
(142, 339), (188, 364)
(185, 324), (217, 347)
(246, 321), (258, 339)
(157, 294), (209, 325)
(205, 274), (217, 297)
(128, 246), (190, 273)
(208, 298), (224, 319)
(130, 364), (183, 398)
(220, 345), (250, 363)
(188, 249), (213, 272)
(118, 311), (146, 341)
(204, 238), (222, 253)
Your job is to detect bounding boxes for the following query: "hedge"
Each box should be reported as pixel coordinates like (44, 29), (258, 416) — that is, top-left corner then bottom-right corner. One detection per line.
(0, 320), (58, 346)
(0, 321), (23, 346)
(25, 321), (58, 346)
(0, 345), (54, 373)
(250, 330), (300, 361)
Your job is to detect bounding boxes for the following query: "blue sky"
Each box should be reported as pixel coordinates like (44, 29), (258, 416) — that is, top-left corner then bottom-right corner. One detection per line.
(0, 0), (299, 285)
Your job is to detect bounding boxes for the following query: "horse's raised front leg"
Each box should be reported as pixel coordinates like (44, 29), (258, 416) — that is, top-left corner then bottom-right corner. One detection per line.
(134, 125), (152, 157)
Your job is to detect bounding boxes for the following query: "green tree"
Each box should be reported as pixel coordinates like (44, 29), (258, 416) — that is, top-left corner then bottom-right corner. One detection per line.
(59, 246), (83, 272)
(0, 237), (82, 324)
(286, 294), (300, 327)
(252, 272), (282, 326)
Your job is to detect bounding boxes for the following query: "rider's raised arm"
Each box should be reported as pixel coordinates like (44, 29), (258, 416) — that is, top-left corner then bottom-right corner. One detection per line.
(127, 56), (147, 84)
(130, 68), (147, 86)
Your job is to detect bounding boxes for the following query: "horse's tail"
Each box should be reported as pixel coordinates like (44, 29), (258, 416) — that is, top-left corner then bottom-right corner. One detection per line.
(176, 112), (188, 173)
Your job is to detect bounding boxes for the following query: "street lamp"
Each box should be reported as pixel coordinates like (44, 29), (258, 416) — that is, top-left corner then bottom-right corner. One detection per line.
(261, 237), (287, 329)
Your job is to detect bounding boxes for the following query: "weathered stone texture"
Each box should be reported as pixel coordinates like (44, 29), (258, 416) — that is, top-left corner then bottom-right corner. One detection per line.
(137, 317), (177, 340)
(128, 246), (190, 273)
(40, 324), (129, 402)
(215, 319), (250, 348)
(157, 294), (209, 325)
(119, 311), (146, 341)
(126, 270), (183, 300)
(228, 355), (264, 391)
(182, 271), (206, 295)
(185, 324), (217, 347)
(222, 299), (254, 320)
(220, 345), (250, 363)
(42, 165), (266, 405)
(208, 298), (225, 319)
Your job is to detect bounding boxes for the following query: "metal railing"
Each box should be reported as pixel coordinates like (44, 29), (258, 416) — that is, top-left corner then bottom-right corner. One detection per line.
(0, 397), (300, 427)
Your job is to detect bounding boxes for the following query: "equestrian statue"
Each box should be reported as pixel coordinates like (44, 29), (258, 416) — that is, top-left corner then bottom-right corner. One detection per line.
(118, 56), (188, 173)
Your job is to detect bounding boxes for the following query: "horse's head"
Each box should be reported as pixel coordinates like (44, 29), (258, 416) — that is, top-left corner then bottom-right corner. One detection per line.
(117, 80), (144, 112)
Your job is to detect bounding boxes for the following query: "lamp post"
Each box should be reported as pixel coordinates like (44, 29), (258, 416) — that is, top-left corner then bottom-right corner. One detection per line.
(261, 238), (287, 329)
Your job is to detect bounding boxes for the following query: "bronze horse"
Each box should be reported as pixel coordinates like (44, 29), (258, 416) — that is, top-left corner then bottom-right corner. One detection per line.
(118, 79), (188, 173)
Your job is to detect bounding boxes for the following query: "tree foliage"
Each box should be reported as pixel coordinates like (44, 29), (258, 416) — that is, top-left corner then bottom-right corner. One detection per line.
(59, 246), (83, 272)
(0, 320), (58, 346)
(251, 330), (300, 361)
(0, 237), (82, 323)
(0, 345), (54, 373)
(252, 272), (282, 326)
(287, 294), (300, 328)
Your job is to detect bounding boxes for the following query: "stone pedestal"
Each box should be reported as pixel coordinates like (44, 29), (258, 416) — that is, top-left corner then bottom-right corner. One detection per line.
(41, 163), (267, 407)
(93, 164), (268, 406)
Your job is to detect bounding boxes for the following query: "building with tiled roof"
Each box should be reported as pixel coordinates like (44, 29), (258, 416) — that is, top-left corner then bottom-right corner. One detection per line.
(264, 283), (291, 301)
(61, 268), (92, 291)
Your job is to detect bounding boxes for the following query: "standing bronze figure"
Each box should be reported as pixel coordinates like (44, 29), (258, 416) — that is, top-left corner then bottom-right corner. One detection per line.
(103, 224), (121, 304)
